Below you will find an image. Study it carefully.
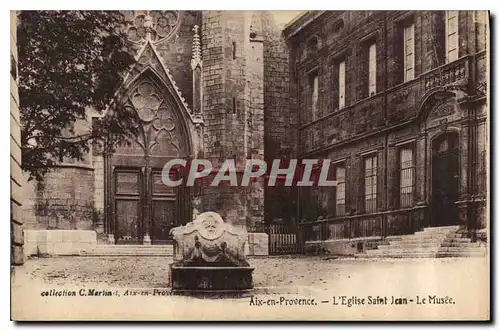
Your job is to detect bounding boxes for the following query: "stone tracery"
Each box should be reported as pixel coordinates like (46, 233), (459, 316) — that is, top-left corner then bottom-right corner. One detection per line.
(125, 10), (180, 43)
(125, 79), (183, 156)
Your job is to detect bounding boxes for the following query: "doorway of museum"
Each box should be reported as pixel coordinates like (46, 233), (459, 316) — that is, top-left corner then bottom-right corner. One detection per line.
(112, 166), (191, 245)
(431, 132), (460, 227)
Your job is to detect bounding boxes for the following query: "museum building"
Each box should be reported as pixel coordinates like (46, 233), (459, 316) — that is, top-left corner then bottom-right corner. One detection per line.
(283, 11), (488, 251)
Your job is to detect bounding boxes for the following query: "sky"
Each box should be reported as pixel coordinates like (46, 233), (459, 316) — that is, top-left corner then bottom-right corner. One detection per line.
(271, 11), (304, 28)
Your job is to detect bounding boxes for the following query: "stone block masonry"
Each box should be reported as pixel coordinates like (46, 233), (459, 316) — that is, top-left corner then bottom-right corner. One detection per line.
(24, 167), (95, 231)
(201, 11), (269, 232)
(24, 230), (97, 257)
(11, 11), (24, 265)
(261, 12), (297, 225)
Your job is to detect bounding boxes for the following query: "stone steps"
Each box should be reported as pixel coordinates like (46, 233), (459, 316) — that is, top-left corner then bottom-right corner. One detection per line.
(356, 226), (487, 259)
(366, 247), (486, 255)
(380, 237), (480, 246)
(357, 251), (486, 259)
(80, 244), (174, 257)
(421, 225), (461, 232)
(378, 242), (485, 249)
(436, 251), (487, 258)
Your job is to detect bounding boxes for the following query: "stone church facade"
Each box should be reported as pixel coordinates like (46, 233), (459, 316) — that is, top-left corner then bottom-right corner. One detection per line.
(22, 11), (293, 253)
(19, 10), (488, 256)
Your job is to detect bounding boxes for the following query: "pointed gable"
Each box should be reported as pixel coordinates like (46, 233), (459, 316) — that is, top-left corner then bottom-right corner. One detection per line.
(117, 40), (200, 124)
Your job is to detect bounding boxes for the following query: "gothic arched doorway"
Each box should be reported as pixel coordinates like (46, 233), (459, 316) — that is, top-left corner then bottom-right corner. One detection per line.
(431, 132), (460, 226)
(107, 72), (193, 245)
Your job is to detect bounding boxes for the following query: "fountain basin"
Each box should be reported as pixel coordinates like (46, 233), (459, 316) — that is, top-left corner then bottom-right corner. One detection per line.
(170, 264), (254, 292)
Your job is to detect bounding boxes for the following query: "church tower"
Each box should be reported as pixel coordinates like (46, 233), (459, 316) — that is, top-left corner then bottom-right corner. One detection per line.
(199, 11), (266, 233)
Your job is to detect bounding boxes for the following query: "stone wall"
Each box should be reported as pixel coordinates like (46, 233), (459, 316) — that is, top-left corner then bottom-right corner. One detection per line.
(261, 12), (298, 225)
(22, 113), (95, 231)
(11, 11), (24, 265)
(25, 167), (95, 231)
(201, 10), (225, 159)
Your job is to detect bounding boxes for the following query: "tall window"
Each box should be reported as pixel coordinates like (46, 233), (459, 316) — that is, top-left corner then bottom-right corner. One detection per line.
(445, 11), (459, 62)
(368, 42), (377, 96)
(334, 165), (346, 216)
(403, 23), (415, 82)
(310, 72), (319, 120)
(399, 147), (415, 208)
(364, 154), (378, 213)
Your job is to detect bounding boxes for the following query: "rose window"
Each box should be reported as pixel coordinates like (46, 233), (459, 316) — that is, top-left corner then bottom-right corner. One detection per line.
(126, 10), (180, 43)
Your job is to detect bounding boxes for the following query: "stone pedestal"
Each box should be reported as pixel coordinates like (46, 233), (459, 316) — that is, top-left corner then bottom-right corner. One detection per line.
(247, 232), (269, 256)
(107, 234), (115, 245)
(95, 221), (105, 234)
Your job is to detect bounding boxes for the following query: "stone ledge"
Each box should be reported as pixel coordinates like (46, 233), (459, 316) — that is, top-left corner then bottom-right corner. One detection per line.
(24, 230), (97, 257)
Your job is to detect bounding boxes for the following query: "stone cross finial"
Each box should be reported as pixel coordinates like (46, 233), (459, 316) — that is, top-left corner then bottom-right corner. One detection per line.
(191, 25), (202, 70)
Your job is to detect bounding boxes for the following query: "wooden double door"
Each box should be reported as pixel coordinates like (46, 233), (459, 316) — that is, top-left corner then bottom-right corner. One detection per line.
(111, 167), (190, 244)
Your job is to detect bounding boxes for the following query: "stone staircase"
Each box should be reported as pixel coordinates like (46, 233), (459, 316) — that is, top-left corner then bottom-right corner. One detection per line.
(79, 244), (174, 257)
(356, 226), (488, 259)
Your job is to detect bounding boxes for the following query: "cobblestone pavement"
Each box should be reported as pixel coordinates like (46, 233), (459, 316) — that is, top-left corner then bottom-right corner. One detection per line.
(17, 255), (488, 291)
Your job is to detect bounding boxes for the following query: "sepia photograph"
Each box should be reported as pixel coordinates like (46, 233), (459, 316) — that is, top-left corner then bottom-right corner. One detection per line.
(8, 7), (490, 321)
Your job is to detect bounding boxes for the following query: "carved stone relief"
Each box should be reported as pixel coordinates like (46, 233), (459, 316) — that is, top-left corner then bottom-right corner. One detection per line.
(428, 95), (456, 120)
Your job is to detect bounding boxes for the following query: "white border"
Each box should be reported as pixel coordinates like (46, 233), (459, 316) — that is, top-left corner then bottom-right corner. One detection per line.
(1, 2), (497, 329)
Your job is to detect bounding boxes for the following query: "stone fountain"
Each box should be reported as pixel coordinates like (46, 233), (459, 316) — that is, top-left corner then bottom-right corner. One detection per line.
(168, 212), (254, 293)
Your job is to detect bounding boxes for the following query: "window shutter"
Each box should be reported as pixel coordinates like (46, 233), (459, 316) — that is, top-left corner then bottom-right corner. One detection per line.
(376, 151), (383, 211)
(404, 23), (415, 82)
(368, 42), (377, 96)
(445, 11), (459, 62)
(344, 157), (352, 214)
(311, 74), (319, 120)
(356, 157), (364, 215)
(392, 155), (401, 209)
(331, 64), (339, 111)
(434, 12), (446, 66)
(359, 44), (368, 99)
(338, 60), (346, 109)
(344, 53), (350, 106)
(394, 24), (405, 85)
